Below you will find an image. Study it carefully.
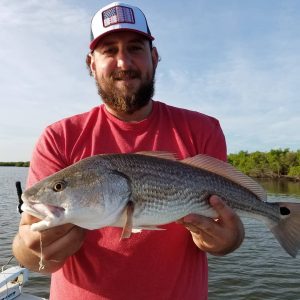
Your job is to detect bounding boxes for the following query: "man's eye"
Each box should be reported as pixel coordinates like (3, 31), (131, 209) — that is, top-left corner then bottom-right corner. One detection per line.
(103, 48), (116, 55)
(130, 46), (143, 52)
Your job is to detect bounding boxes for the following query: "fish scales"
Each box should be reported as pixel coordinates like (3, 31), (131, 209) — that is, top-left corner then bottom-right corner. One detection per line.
(105, 154), (211, 223)
(98, 154), (277, 223)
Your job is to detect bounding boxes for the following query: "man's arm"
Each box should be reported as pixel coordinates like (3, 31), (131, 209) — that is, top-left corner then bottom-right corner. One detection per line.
(179, 196), (245, 256)
(12, 126), (86, 272)
(12, 213), (86, 274)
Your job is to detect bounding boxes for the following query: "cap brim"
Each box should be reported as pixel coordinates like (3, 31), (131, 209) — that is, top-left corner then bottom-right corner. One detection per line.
(90, 29), (154, 51)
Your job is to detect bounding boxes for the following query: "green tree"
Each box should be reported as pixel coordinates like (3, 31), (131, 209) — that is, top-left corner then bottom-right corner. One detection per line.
(288, 166), (300, 178)
(228, 148), (299, 180)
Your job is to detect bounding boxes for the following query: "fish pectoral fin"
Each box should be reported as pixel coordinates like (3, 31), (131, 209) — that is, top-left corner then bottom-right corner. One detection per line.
(120, 201), (134, 239)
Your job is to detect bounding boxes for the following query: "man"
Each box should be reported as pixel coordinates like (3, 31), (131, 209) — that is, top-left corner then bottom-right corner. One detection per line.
(13, 2), (244, 299)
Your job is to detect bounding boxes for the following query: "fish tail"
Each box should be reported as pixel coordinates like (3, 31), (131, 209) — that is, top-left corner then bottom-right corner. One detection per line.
(269, 202), (300, 258)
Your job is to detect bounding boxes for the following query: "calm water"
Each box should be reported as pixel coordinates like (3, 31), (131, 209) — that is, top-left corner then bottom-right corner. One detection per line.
(0, 167), (299, 299)
(0, 167), (50, 298)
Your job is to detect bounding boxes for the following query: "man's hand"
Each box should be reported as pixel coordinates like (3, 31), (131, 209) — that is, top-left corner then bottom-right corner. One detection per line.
(178, 195), (245, 256)
(13, 213), (86, 273)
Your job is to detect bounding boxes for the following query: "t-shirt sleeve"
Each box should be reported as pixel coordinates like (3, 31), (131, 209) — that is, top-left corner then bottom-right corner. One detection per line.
(202, 118), (227, 162)
(26, 126), (67, 188)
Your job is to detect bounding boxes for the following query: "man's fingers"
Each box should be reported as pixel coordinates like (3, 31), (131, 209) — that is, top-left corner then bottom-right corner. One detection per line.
(18, 212), (83, 259)
(209, 195), (237, 224)
(208, 196), (244, 237)
(20, 212), (41, 225)
(209, 195), (225, 210)
(180, 214), (219, 236)
(19, 223), (86, 261)
(41, 226), (86, 261)
(41, 223), (78, 244)
(19, 225), (42, 251)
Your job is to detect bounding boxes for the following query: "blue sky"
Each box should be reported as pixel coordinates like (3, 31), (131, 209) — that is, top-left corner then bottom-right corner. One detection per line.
(1, 0), (299, 161)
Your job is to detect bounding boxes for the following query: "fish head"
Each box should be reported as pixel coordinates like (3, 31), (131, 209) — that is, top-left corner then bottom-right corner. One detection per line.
(21, 161), (131, 231)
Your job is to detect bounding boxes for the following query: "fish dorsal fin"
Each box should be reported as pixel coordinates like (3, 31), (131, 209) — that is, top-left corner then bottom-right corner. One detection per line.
(135, 151), (177, 161)
(182, 154), (267, 201)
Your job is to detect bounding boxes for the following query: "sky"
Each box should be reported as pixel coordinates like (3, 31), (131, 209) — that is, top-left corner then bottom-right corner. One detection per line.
(1, 0), (299, 161)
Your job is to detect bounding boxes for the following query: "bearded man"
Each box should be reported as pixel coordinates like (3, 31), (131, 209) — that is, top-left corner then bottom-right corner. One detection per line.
(13, 2), (244, 300)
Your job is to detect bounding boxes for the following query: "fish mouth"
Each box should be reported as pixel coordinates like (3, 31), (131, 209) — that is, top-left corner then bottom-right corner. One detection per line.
(21, 201), (65, 220)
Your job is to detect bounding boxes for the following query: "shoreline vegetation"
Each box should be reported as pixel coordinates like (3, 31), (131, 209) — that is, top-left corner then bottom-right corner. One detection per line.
(0, 161), (29, 167)
(1, 149), (299, 181)
(228, 149), (300, 181)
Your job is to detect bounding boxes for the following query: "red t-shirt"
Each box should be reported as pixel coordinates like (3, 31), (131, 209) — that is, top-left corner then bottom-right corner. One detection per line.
(27, 101), (227, 300)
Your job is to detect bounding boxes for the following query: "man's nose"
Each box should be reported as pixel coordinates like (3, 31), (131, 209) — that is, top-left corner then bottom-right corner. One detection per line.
(116, 50), (133, 69)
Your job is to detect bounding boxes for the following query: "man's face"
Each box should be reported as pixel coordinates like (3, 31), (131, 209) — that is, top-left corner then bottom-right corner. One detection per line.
(90, 31), (158, 114)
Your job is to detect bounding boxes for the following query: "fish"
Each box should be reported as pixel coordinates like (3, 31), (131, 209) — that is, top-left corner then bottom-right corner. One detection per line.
(21, 152), (300, 257)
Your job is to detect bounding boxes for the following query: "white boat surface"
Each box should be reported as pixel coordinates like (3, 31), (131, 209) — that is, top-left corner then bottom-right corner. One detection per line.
(0, 266), (47, 300)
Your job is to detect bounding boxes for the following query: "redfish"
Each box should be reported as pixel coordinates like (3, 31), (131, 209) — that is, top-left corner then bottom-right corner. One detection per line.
(21, 152), (300, 257)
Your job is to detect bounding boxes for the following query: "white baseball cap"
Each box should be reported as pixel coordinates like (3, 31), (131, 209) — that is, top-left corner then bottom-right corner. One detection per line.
(90, 2), (154, 51)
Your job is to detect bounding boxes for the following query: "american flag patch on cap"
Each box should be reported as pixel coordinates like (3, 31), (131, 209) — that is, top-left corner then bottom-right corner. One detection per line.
(102, 5), (135, 28)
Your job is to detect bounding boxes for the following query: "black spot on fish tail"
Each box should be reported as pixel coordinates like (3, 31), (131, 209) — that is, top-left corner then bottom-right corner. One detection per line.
(270, 202), (300, 257)
(280, 206), (291, 216)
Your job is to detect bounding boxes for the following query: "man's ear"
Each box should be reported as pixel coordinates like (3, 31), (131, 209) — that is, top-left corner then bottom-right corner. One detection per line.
(89, 53), (96, 78)
(151, 47), (159, 70)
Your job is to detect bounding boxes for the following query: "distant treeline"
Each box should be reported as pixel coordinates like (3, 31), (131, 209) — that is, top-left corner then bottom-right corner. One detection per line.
(0, 161), (30, 167)
(228, 149), (300, 180)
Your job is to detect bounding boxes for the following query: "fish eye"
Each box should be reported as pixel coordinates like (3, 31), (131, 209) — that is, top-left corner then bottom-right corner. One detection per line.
(53, 181), (66, 192)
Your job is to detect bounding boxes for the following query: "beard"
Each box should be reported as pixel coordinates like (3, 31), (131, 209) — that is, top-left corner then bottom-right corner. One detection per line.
(95, 69), (155, 114)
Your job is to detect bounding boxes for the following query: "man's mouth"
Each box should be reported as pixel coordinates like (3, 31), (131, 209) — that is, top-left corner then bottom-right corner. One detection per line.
(112, 71), (140, 81)
(114, 76), (137, 81)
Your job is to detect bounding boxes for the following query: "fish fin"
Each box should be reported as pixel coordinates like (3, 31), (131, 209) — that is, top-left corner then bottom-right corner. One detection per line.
(120, 201), (134, 239)
(135, 151), (178, 161)
(133, 225), (166, 231)
(269, 202), (300, 258)
(182, 155), (267, 201)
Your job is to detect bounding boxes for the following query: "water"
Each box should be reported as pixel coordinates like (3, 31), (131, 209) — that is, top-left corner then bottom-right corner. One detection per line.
(0, 167), (50, 298)
(0, 167), (300, 299)
(208, 214), (300, 299)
